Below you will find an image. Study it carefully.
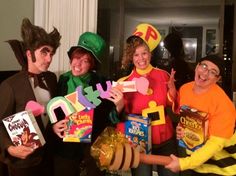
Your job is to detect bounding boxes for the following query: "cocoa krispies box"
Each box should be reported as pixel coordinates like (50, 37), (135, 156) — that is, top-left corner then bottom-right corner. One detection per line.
(178, 105), (209, 151)
(124, 114), (151, 154)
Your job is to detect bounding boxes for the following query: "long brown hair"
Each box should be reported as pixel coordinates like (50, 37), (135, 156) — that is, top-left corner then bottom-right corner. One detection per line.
(121, 35), (149, 70)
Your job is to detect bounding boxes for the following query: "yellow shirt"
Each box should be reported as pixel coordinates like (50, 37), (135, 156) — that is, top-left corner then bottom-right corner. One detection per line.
(179, 82), (236, 175)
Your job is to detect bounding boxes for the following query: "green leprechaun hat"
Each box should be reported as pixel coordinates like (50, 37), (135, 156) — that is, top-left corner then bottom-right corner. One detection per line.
(67, 32), (106, 63)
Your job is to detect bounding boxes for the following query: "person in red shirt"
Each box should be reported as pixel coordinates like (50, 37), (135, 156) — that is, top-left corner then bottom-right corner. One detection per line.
(114, 35), (178, 176)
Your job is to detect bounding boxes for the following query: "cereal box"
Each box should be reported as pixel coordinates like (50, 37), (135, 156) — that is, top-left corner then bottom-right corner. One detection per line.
(63, 109), (94, 143)
(178, 105), (209, 151)
(2, 111), (45, 149)
(124, 114), (151, 154)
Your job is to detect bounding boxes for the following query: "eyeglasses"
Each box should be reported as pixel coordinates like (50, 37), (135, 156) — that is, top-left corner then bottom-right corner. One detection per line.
(198, 62), (220, 78)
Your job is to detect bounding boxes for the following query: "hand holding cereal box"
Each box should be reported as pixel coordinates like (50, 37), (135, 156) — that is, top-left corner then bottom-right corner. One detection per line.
(178, 105), (209, 151)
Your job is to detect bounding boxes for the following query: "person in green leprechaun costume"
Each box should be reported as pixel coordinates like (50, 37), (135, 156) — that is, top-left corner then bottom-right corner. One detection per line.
(52, 32), (123, 176)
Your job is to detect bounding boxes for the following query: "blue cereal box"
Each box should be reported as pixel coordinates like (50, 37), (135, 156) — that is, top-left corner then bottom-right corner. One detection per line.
(125, 114), (151, 154)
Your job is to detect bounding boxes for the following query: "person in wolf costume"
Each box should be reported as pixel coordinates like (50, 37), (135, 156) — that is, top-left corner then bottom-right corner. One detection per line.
(0, 18), (61, 176)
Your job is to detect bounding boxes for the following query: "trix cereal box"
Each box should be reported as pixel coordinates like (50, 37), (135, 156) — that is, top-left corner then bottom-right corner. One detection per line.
(2, 111), (45, 149)
(63, 109), (94, 143)
(178, 105), (209, 151)
(124, 114), (151, 154)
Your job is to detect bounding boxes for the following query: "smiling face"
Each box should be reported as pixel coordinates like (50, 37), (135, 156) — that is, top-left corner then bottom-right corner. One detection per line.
(70, 50), (94, 76)
(194, 60), (221, 91)
(132, 44), (151, 70)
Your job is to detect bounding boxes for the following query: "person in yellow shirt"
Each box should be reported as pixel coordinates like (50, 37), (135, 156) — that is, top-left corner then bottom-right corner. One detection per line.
(165, 54), (236, 176)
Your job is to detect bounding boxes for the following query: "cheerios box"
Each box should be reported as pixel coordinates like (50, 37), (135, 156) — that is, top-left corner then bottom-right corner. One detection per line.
(124, 114), (151, 154)
(178, 105), (209, 151)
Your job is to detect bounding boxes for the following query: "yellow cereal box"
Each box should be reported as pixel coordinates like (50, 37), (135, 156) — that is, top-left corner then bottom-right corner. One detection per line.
(178, 105), (209, 151)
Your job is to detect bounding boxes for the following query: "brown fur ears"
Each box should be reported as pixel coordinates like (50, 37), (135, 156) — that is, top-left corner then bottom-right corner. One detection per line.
(6, 18), (61, 68)
(21, 18), (61, 53)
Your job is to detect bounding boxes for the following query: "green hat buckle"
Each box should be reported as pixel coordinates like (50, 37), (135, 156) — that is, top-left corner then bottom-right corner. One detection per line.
(67, 32), (106, 63)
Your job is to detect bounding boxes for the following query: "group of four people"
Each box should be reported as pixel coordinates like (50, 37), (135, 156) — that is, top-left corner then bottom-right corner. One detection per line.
(0, 18), (235, 176)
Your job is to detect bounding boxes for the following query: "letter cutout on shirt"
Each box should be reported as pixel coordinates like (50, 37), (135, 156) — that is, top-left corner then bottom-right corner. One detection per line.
(112, 81), (137, 92)
(132, 77), (149, 95)
(47, 96), (75, 123)
(25, 100), (45, 116)
(84, 86), (101, 106)
(76, 86), (96, 109)
(96, 81), (112, 99)
(46, 78), (150, 124)
(65, 92), (85, 112)
(142, 101), (165, 125)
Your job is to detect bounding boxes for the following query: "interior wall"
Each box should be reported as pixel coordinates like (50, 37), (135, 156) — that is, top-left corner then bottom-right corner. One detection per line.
(98, 0), (125, 78)
(0, 0), (34, 71)
(123, 21), (219, 60)
(124, 17), (139, 40)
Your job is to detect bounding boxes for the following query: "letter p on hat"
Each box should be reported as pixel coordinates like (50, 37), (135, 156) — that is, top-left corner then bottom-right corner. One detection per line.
(133, 23), (161, 51)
